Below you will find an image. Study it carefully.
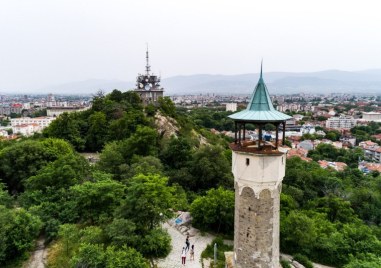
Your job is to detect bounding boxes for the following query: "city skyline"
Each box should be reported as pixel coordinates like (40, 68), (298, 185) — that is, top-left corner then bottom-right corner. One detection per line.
(0, 0), (380, 91)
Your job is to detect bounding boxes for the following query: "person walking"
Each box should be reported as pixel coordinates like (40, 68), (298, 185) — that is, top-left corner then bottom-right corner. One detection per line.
(190, 244), (194, 261)
(185, 235), (190, 252)
(181, 247), (187, 266)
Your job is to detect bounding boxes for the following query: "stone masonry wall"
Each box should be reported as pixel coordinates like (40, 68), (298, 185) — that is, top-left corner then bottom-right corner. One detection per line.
(235, 187), (276, 268)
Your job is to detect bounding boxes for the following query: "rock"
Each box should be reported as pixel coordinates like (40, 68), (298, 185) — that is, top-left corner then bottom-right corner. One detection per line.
(292, 260), (306, 268)
(225, 252), (235, 268)
(179, 226), (188, 233)
(188, 227), (199, 237)
(154, 112), (179, 139)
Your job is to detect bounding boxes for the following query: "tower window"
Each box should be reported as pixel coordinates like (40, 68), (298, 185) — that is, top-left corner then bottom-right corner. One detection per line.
(246, 158), (250, 166)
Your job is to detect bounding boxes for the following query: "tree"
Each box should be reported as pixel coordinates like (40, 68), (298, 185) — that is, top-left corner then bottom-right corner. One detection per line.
(105, 219), (138, 247)
(25, 153), (89, 191)
(135, 228), (172, 262)
(160, 136), (192, 169)
(345, 254), (381, 268)
(70, 178), (125, 224)
(122, 156), (164, 181)
(105, 246), (149, 268)
(188, 145), (233, 192)
(158, 97), (176, 117)
(59, 224), (80, 257)
(325, 130), (341, 141)
(107, 109), (148, 141)
(43, 113), (86, 150)
(264, 123), (276, 131)
(280, 210), (318, 254)
(108, 89), (124, 102)
(96, 141), (126, 177)
(122, 126), (159, 159)
(80, 226), (105, 245)
(0, 183), (12, 208)
(190, 187), (234, 234)
(86, 111), (108, 151)
(0, 207), (42, 264)
(116, 174), (175, 231)
(70, 243), (105, 268)
(306, 196), (355, 223)
(0, 139), (74, 193)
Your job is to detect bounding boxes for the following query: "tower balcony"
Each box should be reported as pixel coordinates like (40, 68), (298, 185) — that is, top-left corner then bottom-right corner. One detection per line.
(229, 139), (286, 155)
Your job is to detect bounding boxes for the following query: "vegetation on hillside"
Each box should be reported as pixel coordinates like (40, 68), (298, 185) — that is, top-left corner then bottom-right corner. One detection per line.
(1, 89), (381, 267)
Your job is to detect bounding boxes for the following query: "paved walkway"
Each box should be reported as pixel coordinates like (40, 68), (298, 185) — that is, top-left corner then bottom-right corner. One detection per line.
(23, 237), (47, 268)
(281, 254), (335, 268)
(156, 222), (215, 268)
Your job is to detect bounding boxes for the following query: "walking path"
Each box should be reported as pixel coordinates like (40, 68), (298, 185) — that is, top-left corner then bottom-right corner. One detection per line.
(157, 222), (336, 268)
(281, 254), (335, 268)
(23, 237), (47, 268)
(156, 222), (215, 268)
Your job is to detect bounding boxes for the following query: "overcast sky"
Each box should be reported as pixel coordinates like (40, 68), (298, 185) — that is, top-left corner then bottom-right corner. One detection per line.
(0, 0), (380, 90)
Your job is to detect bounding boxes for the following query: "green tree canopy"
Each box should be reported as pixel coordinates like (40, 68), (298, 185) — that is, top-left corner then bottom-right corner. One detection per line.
(0, 139), (75, 193)
(70, 178), (125, 224)
(188, 145), (233, 192)
(190, 187), (234, 234)
(116, 174), (175, 231)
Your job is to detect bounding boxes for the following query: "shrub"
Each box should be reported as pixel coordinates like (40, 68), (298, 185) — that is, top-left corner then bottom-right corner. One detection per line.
(293, 253), (313, 268)
(280, 259), (292, 268)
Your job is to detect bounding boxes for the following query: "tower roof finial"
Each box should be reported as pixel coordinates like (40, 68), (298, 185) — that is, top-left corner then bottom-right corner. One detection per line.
(228, 61), (292, 122)
(145, 43), (151, 76)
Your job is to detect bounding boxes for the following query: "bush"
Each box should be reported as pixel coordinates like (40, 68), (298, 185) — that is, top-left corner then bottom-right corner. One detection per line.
(280, 259), (292, 268)
(293, 253), (313, 268)
(201, 237), (233, 268)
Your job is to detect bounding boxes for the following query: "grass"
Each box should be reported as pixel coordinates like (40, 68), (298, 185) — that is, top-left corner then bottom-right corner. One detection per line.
(201, 237), (233, 268)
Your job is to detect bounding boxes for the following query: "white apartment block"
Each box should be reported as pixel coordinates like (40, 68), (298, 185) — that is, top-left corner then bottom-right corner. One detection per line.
(277, 103), (314, 113)
(46, 106), (89, 117)
(225, 103), (237, 112)
(11, 117), (55, 128)
(325, 115), (357, 129)
(362, 112), (381, 122)
(12, 124), (41, 137)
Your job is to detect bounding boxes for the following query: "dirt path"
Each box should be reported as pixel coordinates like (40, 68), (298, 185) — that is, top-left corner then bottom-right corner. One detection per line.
(157, 224), (336, 268)
(156, 222), (215, 268)
(23, 237), (47, 268)
(281, 254), (335, 268)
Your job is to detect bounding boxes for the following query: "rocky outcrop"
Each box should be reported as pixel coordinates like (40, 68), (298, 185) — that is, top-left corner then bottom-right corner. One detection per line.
(154, 112), (179, 139)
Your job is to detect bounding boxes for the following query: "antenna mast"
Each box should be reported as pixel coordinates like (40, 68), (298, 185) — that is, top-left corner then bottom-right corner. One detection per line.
(145, 44), (151, 76)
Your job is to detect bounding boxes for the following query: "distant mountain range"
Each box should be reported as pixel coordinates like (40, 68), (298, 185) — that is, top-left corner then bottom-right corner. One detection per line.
(4, 69), (381, 95)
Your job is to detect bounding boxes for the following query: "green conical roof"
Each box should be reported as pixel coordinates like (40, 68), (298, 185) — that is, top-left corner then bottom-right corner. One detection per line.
(229, 64), (292, 122)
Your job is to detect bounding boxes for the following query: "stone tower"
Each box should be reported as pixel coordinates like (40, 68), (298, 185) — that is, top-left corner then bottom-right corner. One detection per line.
(134, 47), (164, 106)
(228, 65), (291, 268)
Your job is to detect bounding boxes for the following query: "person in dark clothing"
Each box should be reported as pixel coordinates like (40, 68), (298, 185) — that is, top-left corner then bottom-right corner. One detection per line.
(185, 235), (190, 252)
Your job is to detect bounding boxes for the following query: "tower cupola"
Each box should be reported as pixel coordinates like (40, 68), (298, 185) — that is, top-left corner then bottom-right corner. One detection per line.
(228, 63), (291, 151)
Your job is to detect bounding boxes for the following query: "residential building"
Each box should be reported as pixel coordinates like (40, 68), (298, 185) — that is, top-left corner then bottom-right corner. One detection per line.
(225, 103), (237, 112)
(325, 115), (357, 129)
(11, 117), (55, 129)
(362, 112), (381, 122)
(46, 106), (89, 117)
(318, 160), (347, 171)
(12, 124), (41, 137)
(359, 140), (381, 163)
